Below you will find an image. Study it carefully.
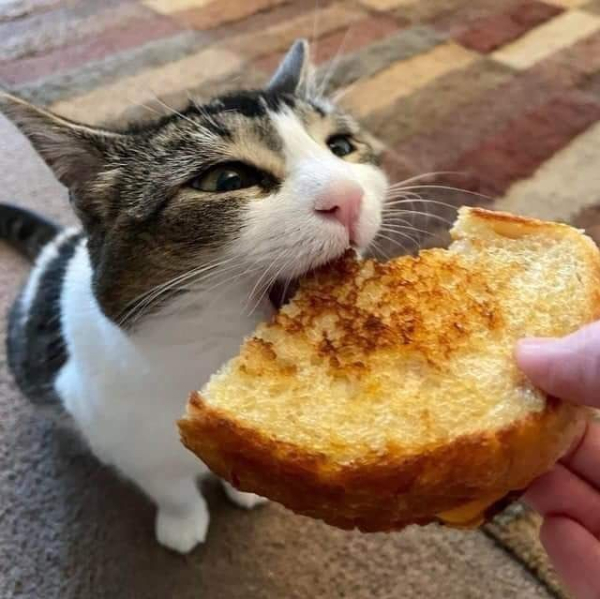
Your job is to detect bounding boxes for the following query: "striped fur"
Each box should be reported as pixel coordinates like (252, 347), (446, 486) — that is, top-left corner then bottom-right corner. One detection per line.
(0, 41), (388, 553)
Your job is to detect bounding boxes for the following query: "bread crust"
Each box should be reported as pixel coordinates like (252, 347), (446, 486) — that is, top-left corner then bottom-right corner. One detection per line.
(179, 394), (585, 531)
(469, 207), (555, 226)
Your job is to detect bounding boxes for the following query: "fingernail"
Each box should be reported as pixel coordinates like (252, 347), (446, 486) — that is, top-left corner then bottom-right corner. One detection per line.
(516, 338), (565, 367)
(517, 338), (556, 354)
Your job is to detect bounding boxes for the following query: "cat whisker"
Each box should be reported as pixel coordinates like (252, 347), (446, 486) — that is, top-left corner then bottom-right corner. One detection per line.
(380, 222), (427, 236)
(383, 217), (417, 231)
(128, 260), (252, 326)
(279, 273), (294, 307)
(368, 238), (392, 262)
(376, 232), (416, 255)
(380, 223), (448, 244)
(118, 255), (240, 327)
(384, 199), (442, 211)
(379, 223), (420, 242)
(175, 263), (264, 316)
(330, 82), (359, 104)
(200, 264), (263, 299)
(245, 259), (279, 312)
(382, 209), (454, 227)
(384, 197), (458, 211)
(316, 23), (352, 99)
(391, 184), (492, 202)
(306, 1), (322, 101)
(124, 97), (164, 118)
(248, 253), (296, 316)
(385, 192), (430, 207)
(384, 192), (447, 226)
(245, 249), (291, 314)
(147, 92), (198, 128)
(148, 91), (222, 138)
(387, 170), (466, 187)
(386, 186), (428, 196)
(135, 258), (231, 302)
(166, 260), (243, 298)
(311, 0), (320, 58)
(188, 94), (229, 130)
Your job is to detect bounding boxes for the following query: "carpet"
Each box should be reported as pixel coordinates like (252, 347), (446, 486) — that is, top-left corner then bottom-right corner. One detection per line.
(2, 0), (600, 597)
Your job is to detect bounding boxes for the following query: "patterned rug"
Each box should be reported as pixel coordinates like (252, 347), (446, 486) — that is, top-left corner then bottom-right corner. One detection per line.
(2, 1), (600, 598)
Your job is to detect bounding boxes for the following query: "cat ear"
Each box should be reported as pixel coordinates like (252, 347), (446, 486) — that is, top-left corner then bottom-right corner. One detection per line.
(0, 93), (125, 193)
(267, 39), (310, 95)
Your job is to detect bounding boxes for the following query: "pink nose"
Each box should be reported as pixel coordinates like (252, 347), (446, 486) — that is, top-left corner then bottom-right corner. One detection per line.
(314, 180), (364, 241)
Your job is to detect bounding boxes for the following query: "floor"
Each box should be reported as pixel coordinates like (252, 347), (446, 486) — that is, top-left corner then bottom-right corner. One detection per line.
(3, 0), (600, 597)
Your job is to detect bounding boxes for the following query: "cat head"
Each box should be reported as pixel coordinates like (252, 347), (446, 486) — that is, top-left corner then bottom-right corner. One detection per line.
(0, 40), (388, 324)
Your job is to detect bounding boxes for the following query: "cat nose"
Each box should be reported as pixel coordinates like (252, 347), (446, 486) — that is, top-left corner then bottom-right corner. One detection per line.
(314, 180), (364, 240)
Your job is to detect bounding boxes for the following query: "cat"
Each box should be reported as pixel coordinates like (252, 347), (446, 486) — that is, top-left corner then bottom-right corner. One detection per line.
(0, 40), (388, 553)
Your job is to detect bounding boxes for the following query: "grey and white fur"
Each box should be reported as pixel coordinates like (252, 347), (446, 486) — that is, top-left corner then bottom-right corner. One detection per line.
(0, 40), (388, 553)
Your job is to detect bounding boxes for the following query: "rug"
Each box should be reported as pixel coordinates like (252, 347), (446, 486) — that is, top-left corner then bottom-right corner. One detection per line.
(2, 1), (600, 597)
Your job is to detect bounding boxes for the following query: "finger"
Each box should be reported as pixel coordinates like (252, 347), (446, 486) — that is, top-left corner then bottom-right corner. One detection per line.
(516, 321), (600, 406)
(540, 515), (600, 599)
(523, 462), (600, 537)
(561, 420), (600, 489)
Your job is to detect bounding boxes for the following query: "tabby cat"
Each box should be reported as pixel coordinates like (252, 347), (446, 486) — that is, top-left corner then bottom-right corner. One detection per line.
(0, 40), (388, 553)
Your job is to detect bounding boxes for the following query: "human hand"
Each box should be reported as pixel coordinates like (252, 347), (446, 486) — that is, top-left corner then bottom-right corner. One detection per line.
(517, 321), (600, 599)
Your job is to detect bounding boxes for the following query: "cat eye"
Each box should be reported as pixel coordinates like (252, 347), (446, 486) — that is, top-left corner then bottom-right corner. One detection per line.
(327, 135), (356, 158)
(190, 162), (264, 193)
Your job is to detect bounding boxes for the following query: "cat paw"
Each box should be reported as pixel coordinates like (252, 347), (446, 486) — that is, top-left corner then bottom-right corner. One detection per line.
(223, 481), (268, 510)
(155, 502), (209, 554)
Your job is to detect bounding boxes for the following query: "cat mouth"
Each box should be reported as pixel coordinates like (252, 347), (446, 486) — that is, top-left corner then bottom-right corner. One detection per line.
(268, 279), (301, 310)
(266, 244), (359, 310)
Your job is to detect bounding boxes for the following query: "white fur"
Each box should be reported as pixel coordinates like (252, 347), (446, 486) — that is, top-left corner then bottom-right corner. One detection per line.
(236, 109), (387, 277)
(52, 108), (387, 554)
(55, 240), (271, 553)
(19, 227), (78, 323)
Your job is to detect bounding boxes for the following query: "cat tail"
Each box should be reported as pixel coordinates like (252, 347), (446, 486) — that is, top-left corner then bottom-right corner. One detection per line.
(0, 203), (61, 261)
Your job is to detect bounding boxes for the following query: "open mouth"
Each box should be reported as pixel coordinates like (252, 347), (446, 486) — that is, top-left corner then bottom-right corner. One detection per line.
(266, 245), (359, 311)
(268, 279), (301, 310)
(263, 224), (370, 313)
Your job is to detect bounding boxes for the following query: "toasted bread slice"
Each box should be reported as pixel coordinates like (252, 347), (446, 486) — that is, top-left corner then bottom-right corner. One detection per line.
(179, 208), (600, 531)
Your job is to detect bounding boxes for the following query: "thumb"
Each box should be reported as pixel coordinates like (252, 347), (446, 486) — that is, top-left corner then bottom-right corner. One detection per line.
(516, 321), (600, 407)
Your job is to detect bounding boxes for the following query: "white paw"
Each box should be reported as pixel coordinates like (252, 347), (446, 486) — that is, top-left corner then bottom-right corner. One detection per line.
(223, 481), (268, 510)
(155, 502), (209, 554)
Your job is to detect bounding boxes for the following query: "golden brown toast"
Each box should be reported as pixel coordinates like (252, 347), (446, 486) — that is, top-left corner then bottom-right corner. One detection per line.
(179, 208), (600, 531)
